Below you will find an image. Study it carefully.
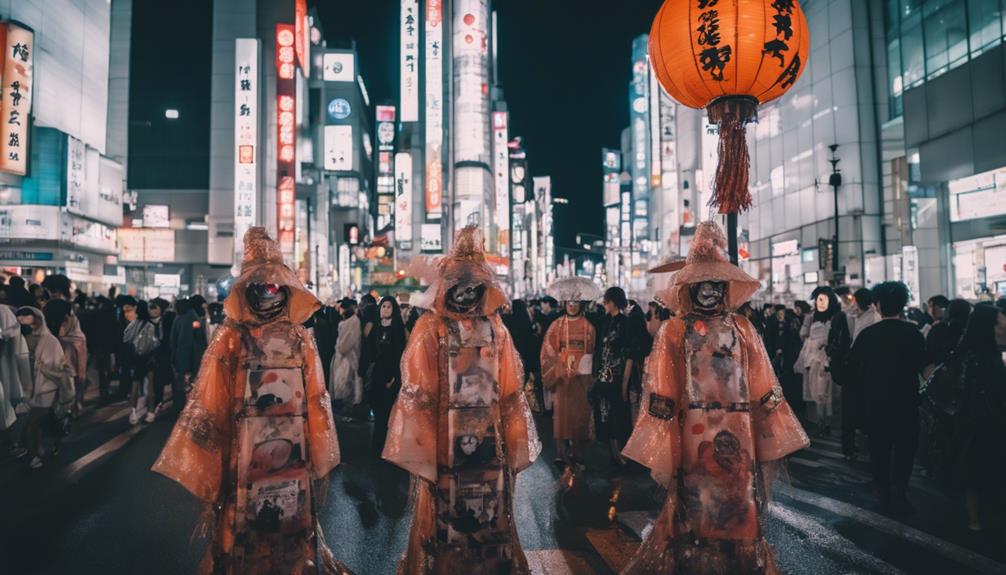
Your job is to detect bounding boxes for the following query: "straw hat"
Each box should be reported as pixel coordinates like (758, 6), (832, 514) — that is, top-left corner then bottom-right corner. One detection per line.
(666, 221), (760, 313)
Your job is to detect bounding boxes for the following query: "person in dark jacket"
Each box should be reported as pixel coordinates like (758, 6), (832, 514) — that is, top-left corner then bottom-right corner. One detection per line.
(592, 287), (636, 467)
(146, 298), (175, 420)
(311, 305), (339, 389)
(953, 304), (1006, 532)
(362, 296), (407, 454)
(764, 305), (803, 413)
(169, 297), (207, 410)
(848, 282), (926, 513)
(925, 298), (971, 368)
(503, 299), (540, 409)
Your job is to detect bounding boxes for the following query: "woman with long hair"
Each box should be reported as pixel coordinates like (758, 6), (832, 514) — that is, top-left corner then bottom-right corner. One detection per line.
(954, 304), (1006, 532)
(796, 286), (851, 433)
(123, 300), (157, 425)
(364, 295), (408, 454)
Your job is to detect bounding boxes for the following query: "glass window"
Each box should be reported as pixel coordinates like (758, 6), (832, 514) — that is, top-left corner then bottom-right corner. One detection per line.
(900, 0), (926, 21)
(886, 0), (901, 38)
(902, 15), (925, 87)
(924, 2), (968, 79)
(969, 0), (1003, 56)
(887, 38), (904, 117)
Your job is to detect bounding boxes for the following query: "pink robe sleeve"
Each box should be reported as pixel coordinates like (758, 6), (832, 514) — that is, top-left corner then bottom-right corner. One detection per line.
(152, 326), (238, 503)
(382, 314), (440, 483)
(300, 327), (341, 478)
(737, 315), (810, 461)
(622, 319), (684, 488)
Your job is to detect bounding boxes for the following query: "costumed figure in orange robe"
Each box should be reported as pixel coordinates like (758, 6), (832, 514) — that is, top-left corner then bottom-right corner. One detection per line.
(540, 296), (596, 469)
(153, 228), (351, 575)
(383, 226), (541, 575)
(621, 222), (809, 575)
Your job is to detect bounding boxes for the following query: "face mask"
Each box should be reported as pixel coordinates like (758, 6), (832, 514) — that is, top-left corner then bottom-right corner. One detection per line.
(445, 280), (486, 314)
(247, 283), (288, 320)
(20, 324), (32, 336)
(691, 281), (726, 313)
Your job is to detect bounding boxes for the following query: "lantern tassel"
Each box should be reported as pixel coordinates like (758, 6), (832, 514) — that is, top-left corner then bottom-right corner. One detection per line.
(708, 97), (758, 214)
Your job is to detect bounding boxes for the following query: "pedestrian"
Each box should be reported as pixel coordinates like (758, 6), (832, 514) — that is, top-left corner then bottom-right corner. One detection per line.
(42, 276), (88, 415)
(923, 295), (950, 338)
(122, 300), (157, 425)
(0, 299), (28, 456)
(330, 298), (361, 405)
(15, 307), (74, 469)
(503, 299), (540, 411)
(6, 276), (33, 309)
(592, 286), (636, 468)
(82, 295), (119, 401)
(849, 287), (880, 343)
(144, 298), (174, 420)
(205, 301), (224, 342)
(848, 281), (926, 513)
(764, 304), (803, 411)
(541, 296), (596, 469)
(311, 303), (339, 389)
(952, 304), (1006, 532)
(796, 286), (850, 434)
(926, 298), (971, 369)
(363, 296), (406, 454)
(382, 226), (539, 574)
(169, 297), (207, 410)
(840, 289), (878, 460)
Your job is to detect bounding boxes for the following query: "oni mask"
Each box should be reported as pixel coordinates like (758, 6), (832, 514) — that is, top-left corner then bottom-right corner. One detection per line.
(445, 279), (486, 315)
(247, 282), (289, 321)
(690, 281), (726, 314)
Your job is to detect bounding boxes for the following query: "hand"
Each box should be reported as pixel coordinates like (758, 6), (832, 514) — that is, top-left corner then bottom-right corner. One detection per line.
(386, 377), (396, 389)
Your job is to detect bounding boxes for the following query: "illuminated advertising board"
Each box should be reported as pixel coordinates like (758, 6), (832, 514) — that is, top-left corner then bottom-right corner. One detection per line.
(0, 22), (34, 176)
(276, 24), (297, 261)
(424, 0), (444, 221)
(295, 0), (309, 78)
(400, 0), (419, 122)
(394, 152), (413, 247)
(375, 106), (397, 235)
(629, 35), (650, 242)
(492, 112), (510, 259)
(322, 52), (354, 82)
(453, 0), (490, 166)
(234, 38), (259, 275)
(323, 125), (352, 171)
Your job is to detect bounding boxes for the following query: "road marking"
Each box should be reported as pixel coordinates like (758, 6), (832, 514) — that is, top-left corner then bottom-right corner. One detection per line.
(777, 484), (1006, 575)
(62, 425), (145, 480)
(768, 502), (906, 575)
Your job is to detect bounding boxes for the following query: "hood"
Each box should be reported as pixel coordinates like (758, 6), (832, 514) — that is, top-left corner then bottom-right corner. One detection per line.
(428, 226), (508, 320)
(17, 306), (52, 336)
(667, 221), (760, 314)
(223, 227), (320, 326)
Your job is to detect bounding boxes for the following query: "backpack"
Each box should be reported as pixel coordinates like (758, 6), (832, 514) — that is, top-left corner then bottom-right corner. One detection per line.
(131, 322), (159, 358)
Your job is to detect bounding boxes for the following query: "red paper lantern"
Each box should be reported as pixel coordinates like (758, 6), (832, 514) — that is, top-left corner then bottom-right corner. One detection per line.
(650, 0), (810, 213)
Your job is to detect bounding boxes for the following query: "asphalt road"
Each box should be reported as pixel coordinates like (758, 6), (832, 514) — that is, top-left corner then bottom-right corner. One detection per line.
(1, 387), (1004, 575)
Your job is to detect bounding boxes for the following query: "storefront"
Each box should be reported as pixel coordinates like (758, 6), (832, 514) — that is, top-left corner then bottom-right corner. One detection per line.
(947, 166), (1006, 300)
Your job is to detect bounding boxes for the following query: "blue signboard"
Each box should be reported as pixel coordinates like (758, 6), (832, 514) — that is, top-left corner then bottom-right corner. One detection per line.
(327, 98), (352, 121)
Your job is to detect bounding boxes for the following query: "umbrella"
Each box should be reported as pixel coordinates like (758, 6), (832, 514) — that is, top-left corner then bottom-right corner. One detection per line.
(547, 277), (603, 302)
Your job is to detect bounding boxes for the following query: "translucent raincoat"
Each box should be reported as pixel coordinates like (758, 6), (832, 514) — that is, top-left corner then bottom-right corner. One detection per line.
(153, 228), (350, 575)
(383, 226), (541, 575)
(540, 314), (595, 441)
(621, 222), (809, 575)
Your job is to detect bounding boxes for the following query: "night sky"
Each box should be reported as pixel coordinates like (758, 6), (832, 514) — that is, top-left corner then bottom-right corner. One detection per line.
(129, 0), (665, 247)
(320, 1), (664, 248)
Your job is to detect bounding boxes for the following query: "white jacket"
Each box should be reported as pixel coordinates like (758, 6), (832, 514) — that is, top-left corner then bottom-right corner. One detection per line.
(330, 314), (362, 404)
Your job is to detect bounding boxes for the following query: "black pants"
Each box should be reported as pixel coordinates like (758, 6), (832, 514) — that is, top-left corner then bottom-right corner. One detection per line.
(868, 407), (919, 494)
(841, 383), (864, 456)
(151, 357), (173, 406)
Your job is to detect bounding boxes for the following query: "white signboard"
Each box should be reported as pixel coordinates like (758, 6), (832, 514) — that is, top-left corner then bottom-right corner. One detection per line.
(143, 205), (170, 228)
(118, 228), (175, 263)
(400, 0), (420, 122)
(234, 38), (260, 275)
(66, 136), (85, 213)
(0, 205), (59, 240)
(324, 125), (353, 171)
(421, 223), (442, 253)
(61, 213), (117, 254)
(394, 152), (413, 246)
(0, 23), (34, 176)
(492, 112), (510, 259)
(902, 245), (920, 307)
(425, 0), (444, 221)
(322, 52), (355, 82)
(453, 0), (490, 165)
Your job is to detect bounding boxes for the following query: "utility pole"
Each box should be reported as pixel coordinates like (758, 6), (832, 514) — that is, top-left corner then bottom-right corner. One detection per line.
(828, 144), (842, 278)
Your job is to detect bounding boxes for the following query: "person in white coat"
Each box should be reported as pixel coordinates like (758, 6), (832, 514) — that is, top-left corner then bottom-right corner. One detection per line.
(330, 298), (362, 405)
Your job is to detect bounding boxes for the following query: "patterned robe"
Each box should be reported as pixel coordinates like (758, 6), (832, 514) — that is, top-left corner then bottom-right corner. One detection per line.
(383, 312), (540, 575)
(153, 319), (347, 575)
(621, 313), (809, 575)
(540, 314), (595, 441)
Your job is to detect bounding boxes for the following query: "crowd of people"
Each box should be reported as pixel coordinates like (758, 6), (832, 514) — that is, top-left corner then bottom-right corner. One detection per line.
(1, 267), (1003, 536)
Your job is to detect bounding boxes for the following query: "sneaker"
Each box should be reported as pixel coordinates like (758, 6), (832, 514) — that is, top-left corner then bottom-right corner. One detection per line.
(9, 446), (28, 459)
(144, 410), (156, 424)
(128, 408), (140, 425)
(29, 456), (43, 469)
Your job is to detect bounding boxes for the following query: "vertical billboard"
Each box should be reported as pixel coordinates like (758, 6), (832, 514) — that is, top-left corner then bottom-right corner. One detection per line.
(375, 105), (397, 236)
(659, 92), (679, 250)
(0, 22), (34, 176)
(492, 111), (510, 261)
(534, 176), (553, 279)
(400, 0), (419, 122)
(394, 152), (413, 248)
(629, 35), (650, 243)
(234, 38), (259, 276)
(276, 24), (297, 261)
(424, 0), (444, 222)
(453, 0), (490, 165)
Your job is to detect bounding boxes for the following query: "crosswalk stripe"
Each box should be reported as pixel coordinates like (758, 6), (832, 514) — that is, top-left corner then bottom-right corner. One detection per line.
(777, 484), (1006, 575)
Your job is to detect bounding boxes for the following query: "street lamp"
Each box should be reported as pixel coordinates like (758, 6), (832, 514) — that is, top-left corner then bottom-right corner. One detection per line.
(828, 144), (842, 277)
(164, 108), (179, 120)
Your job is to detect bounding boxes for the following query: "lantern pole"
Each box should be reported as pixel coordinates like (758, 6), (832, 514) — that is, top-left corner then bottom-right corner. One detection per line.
(727, 213), (739, 265)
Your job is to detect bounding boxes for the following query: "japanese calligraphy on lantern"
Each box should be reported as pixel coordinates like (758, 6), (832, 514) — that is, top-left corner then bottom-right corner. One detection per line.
(764, 0), (802, 90)
(694, 0), (731, 82)
(425, 0), (444, 221)
(0, 22), (34, 176)
(234, 38), (259, 276)
(400, 0), (419, 122)
(276, 24), (297, 261)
